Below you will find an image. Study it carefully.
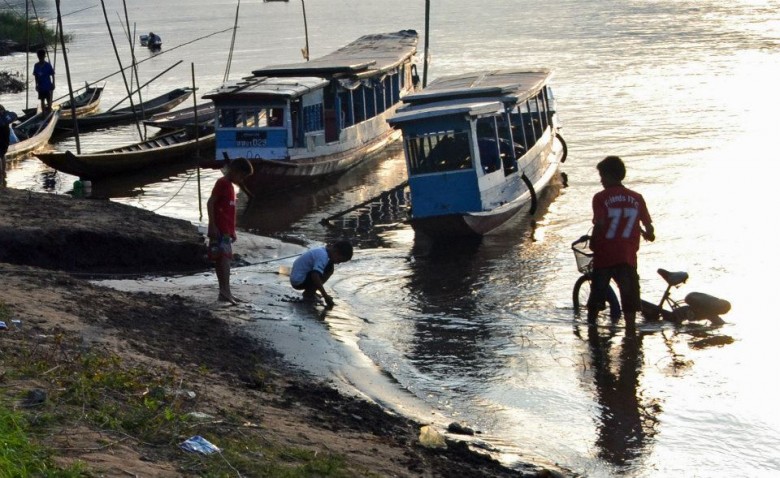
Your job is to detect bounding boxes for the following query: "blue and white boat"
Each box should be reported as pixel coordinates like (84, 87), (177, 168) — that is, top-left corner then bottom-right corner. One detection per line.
(387, 69), (567, 238)
(203, 30), (419, 195)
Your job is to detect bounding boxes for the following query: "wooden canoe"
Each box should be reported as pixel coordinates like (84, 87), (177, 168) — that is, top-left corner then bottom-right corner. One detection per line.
(34, 128), (215, 179)
(57, 86), (105, 119)
(6, 109), (60, 160)
(56, 87), (193, 132)
(144, 102), (216, 131)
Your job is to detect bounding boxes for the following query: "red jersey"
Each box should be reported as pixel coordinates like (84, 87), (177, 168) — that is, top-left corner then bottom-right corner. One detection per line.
(211, 176), (237, 237)
(591, 185), (652, 268)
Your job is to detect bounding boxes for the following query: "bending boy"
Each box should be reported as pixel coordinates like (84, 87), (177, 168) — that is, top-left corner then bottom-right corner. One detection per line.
(290, 240), (354, 307)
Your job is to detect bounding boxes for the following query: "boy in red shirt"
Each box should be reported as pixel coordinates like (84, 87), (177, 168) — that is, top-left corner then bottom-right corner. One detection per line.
(588, 156), (654, 329)
(207, 159), (253, 304)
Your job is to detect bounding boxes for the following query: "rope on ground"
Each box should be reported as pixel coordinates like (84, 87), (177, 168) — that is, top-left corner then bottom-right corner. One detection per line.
(151, 168), (198, 212)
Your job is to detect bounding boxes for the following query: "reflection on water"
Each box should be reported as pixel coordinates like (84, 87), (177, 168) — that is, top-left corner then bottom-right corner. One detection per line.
(581, 324), (658, 469)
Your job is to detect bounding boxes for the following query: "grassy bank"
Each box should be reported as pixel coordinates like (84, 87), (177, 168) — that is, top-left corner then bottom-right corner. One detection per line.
(0, 11), (66, 49)
(0, 299), (362, 477)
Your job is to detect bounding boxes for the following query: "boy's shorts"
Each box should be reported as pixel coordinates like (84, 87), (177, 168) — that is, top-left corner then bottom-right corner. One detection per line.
(588, 264), (640, 313)
(208, 236), (233, 261)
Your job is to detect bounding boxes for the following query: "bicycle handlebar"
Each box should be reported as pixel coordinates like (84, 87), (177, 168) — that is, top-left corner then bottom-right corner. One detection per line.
(571, 235), (590, 247)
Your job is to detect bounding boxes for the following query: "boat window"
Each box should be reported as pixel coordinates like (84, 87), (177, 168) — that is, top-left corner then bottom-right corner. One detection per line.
(405, 130), (472, 175)
(219, 108), (237, 128)
(476, 117), (502, 174)
(303, 103), (324, 132)
(268, 108), (284, 127)
(355, 89), (366, 123)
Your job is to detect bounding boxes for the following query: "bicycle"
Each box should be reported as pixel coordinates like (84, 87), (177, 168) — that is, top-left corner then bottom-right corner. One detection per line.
(571, 235), (731, 325)
(571, 235), (621, 319)
(640, 268), (731, 325)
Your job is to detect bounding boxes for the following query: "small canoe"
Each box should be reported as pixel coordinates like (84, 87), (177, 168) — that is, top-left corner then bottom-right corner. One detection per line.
(35, 128), (215, 179)
(57, 86), (105, 119)
(56, 87), (193, 132)
(6, 109), (60, 160)
(144, 102), (216, 131)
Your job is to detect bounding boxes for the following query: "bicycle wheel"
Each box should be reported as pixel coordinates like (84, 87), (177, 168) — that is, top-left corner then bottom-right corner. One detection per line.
(573, 275), (621, 319)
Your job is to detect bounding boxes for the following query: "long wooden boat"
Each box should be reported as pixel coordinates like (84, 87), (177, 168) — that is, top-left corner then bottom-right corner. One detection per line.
(6, 109), (60, 160)
(144, 102), (216, 131)
(387, 70), (567, 238)
(57, 85), (105, 119)
(56, 87), (193, 133)
(202, 30), (419, 195)
(34, 128), (214, 179)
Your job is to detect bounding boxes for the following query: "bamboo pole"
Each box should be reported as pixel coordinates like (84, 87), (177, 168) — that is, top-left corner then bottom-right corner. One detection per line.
(104, 60), (183, 112)
(192, 63), (203, 221)
(224, 0), (240, 82)
(120, 1), (146, 138)
(301, 0), (309, 61)
(423, 0), (430, 88)
(55, 0), (79, 153)
(99, 0), (143, 141)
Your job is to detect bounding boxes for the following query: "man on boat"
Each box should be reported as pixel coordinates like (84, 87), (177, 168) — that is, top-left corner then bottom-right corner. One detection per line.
(0, 104), (18, 187)
(587, 156), (654, 330)
(32, 49), (55, 112)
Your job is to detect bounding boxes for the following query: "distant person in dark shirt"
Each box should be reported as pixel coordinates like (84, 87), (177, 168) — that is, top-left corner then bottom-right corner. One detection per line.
(32, 49), (55, 112)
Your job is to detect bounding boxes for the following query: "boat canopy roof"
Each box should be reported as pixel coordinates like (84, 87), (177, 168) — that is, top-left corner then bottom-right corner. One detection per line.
(403, 69), (551, 106)
(251, 30), (418, 79)
(203, 76), (330, 102)
(388, 99), (504, 126)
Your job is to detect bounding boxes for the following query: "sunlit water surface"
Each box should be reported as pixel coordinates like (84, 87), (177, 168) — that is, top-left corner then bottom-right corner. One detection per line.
(3, 0), (780, 476)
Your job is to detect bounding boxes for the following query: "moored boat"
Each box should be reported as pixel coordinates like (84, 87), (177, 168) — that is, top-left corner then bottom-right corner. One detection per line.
(387, 69), (567, 238)
(34, 128), (214, 179)
(6, 109), (60, 160)
(56, 88), (193, 133)
(202, 30), (419, 195)
(57, 85), (105, 119)
(144, 102), (216, 131)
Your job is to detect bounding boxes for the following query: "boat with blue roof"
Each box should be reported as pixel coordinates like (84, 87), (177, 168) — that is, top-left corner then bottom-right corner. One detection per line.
(387, 69), (567, 238)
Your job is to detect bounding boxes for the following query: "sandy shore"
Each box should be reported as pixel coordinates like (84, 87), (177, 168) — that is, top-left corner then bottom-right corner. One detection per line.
(0, 187), (569, 477)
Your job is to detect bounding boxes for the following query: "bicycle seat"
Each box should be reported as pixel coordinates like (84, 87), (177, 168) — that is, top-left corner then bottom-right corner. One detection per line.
(657, 268), (688, 286)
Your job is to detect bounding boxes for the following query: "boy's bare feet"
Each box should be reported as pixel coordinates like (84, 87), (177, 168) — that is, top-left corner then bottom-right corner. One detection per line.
(218, 292), (238, 305)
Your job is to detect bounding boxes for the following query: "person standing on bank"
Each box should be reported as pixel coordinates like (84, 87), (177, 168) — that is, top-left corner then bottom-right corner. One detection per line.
(0, 105), (18, 188)
(33, 49), (55, 112)
(290, 240), (354, 307)
(207, 159), (254, 305)
(588, 156), (654, 329)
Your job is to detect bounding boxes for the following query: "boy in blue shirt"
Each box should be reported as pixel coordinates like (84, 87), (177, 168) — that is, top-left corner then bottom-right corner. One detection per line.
(33, 49), (55, 112)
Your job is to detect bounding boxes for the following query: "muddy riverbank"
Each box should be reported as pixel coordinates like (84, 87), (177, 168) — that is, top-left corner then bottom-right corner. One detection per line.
(0, 187), (567, 477)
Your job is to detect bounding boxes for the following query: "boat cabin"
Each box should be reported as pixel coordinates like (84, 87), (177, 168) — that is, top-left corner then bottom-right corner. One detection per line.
(388, 70), (559, 219)
(203, 30), (419, 165)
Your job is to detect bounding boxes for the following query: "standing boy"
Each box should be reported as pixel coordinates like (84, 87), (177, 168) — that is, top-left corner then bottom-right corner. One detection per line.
(588, 156), (654, 329)
(207, 159), (253, 304)
(32, 49), (55, 112)
(290, 240), (354, 307)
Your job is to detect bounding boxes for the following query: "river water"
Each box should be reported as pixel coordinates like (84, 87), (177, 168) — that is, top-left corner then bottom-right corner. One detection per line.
(3, 0), (780, 476)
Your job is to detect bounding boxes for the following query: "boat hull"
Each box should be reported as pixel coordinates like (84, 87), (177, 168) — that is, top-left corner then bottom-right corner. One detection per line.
(56, 88), (192, 132)
(58, 87), (104, 120)
(238, 127), (401, 193)
(35, 132), (214, 179)
(6, 110), (60, 160)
